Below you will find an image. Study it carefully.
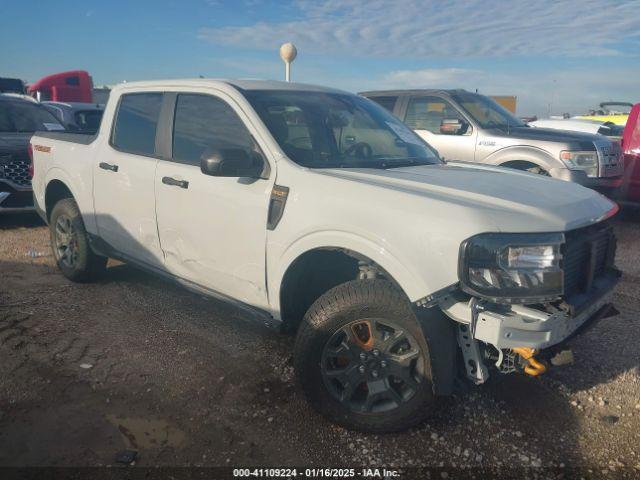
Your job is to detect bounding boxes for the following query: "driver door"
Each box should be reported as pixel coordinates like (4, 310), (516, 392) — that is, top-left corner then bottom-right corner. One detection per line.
(403, 95), (477, 162)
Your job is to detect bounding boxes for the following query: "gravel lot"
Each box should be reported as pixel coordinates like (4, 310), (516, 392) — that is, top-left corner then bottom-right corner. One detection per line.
(0, 210), (639, 475)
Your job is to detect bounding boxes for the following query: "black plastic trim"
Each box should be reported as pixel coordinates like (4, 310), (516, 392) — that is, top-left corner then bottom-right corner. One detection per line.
(414, 305), (458, 396)
(156, 93), (177, 160)
(267, 185), (289, 230)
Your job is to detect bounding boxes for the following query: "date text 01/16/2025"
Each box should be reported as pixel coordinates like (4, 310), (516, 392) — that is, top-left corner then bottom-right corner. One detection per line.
(232, 468), (401, 478)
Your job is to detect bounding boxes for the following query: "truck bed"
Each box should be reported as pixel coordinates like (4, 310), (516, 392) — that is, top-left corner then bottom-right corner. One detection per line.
(30, 130), (99, 231)
(34, 131), (97, 145)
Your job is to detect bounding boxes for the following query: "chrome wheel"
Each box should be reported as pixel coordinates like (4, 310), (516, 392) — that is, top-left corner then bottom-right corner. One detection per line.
(321, 318), (426, 414)
(54, 214), (78, 268)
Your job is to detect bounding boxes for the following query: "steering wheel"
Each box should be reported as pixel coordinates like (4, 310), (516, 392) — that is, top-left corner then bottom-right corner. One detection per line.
(344, 142), (373, 159)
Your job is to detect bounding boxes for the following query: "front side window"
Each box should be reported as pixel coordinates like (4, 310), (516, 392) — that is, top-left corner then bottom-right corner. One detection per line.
(172, 94), (256, 166)
(405, 96), (466, 134)
(245, 90), (440, 169)
(451, 92), (525, 130)
(111, 93), (163, 156)
(0, 101), (64, 132)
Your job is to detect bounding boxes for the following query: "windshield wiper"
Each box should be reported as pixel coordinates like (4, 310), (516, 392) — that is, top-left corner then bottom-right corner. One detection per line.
(370, 158), (436, 169)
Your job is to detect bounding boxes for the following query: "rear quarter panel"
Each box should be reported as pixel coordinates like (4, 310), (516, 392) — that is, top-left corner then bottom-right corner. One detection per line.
(31, 134), (98, 232)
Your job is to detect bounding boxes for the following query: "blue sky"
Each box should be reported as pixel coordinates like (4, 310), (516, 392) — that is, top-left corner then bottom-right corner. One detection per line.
(2, 0), (639, 116)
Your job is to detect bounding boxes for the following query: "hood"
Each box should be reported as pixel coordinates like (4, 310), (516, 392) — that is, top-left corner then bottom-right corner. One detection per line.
(529, 119), (603, 135)
(490, 125), (601, 148)
(318, 163), (617, 232)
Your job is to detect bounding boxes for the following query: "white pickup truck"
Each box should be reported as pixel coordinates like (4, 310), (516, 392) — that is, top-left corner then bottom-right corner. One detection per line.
(31, 79), (620, 432)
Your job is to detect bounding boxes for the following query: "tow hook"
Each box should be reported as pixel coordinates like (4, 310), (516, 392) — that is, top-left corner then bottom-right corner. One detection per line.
(513, 347), (547, 377)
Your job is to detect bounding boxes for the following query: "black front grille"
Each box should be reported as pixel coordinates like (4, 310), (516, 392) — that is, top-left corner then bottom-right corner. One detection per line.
(0, 153), (31, 187)
(563, 221), (616, 297)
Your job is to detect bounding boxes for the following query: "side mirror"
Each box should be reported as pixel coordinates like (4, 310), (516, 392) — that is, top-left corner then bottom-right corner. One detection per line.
(440, 119), (468, 135)
(200, 148), (265, 178)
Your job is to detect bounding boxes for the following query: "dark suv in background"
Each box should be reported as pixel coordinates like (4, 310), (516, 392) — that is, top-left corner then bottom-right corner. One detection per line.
(42, 101), (104, 134)
(0, 95), (64, 213)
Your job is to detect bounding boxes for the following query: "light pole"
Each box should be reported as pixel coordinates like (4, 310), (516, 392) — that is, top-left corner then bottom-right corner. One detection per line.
(279, 42), (297, 82)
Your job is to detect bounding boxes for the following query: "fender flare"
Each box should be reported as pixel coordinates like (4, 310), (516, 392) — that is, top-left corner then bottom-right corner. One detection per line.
(43, 168), (78, 208)
(42, 168), (97, 232)
(269, 230), (429, 318)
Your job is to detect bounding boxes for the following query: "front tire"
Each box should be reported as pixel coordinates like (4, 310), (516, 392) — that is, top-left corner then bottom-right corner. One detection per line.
(49, 198), (107, 282)
(294, 280), (436, 432)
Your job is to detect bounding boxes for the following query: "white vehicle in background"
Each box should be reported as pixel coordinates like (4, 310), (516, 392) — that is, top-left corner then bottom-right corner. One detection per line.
(529, 118), (624, 139)
(30, 79), (620, 432)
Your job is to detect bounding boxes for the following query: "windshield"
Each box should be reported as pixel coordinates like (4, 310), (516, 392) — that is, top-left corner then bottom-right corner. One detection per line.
(451, 92), (525, 130)
(245, 90), (441, 169)
(0, 101), (64, 133)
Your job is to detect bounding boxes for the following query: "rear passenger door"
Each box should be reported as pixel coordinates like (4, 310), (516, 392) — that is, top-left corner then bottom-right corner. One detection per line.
(94, 92), (165, 268)
(154, 92), (274, 307)
(403, 95), (477, 162)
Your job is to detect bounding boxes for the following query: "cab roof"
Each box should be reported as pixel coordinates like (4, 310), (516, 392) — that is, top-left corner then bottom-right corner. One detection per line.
(359, 89), (470, 97)
(111, 78), (347, 95)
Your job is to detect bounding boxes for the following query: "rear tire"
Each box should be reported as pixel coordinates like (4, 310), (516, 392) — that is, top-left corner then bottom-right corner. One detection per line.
(294, 279), (436, 432)
(49, 198), (107, 282)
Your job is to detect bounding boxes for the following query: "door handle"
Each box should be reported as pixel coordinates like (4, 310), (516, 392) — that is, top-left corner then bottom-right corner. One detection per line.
(99, 162), (119, 172)
(162, 176), (189, 189)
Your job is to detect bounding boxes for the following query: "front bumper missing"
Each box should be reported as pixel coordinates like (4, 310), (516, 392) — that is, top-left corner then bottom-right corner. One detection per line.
(441, 289), (614, 350)
(439, 273), (619, 383)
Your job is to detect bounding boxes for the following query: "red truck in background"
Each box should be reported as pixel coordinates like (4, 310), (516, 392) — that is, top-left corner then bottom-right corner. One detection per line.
(27, 70), (93, 103)
(620, 104), (640, 204)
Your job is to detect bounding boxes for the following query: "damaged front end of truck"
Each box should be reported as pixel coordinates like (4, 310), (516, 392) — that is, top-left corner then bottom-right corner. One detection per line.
(424, 218), (621, 385)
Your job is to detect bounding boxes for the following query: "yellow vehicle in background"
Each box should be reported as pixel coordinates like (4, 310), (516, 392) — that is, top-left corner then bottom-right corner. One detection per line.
(576, 102), (633, 126)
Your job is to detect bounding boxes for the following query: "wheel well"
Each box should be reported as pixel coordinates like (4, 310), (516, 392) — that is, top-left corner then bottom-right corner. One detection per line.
(45, 180), (74, 221)
(500, 160), (546, 173)
(279, 249), (399, 332)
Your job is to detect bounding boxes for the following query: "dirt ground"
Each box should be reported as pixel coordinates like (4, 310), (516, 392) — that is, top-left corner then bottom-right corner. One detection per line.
(1, 210), (639, 476)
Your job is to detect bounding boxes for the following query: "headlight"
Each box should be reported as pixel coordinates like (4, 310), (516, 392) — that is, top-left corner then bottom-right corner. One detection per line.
(560, 151), (599, 177)
(459, 232), (564, 304)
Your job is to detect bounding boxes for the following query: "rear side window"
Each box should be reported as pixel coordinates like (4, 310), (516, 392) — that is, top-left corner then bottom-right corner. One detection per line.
(368, 96), (398, 113)
(112, 93), (163, 156)
(405, 96), (465, 134)
(172, 94), (254, 166)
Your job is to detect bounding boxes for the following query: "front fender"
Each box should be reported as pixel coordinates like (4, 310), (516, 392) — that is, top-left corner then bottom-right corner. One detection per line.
(267, 230), (429, 319)
(483, 146), (560, 172)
